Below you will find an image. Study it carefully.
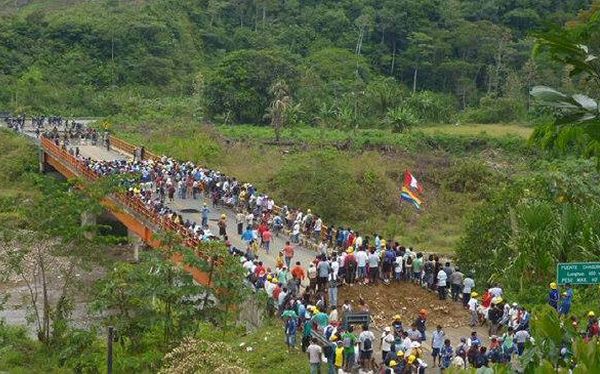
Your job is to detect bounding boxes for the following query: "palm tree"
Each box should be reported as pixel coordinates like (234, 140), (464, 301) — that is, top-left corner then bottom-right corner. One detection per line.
(266, 80), (291, 143)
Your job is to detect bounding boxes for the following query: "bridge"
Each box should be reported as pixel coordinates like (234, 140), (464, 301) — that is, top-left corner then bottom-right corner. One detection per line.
(18, 125), (316, 288)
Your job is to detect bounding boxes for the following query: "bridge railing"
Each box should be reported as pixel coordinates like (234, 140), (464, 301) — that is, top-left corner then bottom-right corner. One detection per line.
(40, 136), (208, 259)
(109, 135), (161, 162)
(105, 134), (335, 248)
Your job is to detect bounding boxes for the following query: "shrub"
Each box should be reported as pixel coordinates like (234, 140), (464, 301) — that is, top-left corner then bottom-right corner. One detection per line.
(403, 91), (457, 124)
(385, 107), (420, 133)
(461, 95), (526, 124)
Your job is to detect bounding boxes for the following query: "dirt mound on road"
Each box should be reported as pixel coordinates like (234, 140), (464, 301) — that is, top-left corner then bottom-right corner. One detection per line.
(339, 282), (471, 331)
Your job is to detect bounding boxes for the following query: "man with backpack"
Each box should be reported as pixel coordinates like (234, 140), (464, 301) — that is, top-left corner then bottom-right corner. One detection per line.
(342, 325), (358, 372)
(358, 324), (375, 370)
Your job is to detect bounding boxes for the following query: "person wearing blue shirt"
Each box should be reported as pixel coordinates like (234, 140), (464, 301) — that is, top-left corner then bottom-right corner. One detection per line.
(559, 284), (573, 316)
(284, 317), (298, 351)
(548, 282), (559, 311)
(201, 204), (210, 228)
(241, 227), (254, 242)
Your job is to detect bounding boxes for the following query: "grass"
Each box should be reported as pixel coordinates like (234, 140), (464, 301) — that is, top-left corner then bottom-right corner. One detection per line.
(110, 121), (536, 255)
(419, 122), (534, 139)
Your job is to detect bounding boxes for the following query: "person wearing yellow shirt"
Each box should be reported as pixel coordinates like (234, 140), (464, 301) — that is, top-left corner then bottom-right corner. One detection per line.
(334, 341), (344, 371)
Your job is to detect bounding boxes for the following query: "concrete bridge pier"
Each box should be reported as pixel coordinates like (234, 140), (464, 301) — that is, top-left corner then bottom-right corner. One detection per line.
(128, 230), (146, 263)
(39, 149), (47, 173)
(81, 211), (97, 240)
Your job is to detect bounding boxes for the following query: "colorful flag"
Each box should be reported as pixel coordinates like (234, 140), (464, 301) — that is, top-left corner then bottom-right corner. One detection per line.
(401, 186), (422, 210)
(403, 170), (423, 193)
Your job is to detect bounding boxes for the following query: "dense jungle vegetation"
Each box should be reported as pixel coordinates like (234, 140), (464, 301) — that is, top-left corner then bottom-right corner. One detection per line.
(2, 0), (600, 372)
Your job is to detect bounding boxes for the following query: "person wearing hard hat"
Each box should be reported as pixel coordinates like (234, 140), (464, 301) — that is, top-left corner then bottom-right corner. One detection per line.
(468, 292), (479, 327)
(392, 314), (403, 334)
(548, 282), (559, 311)
(586, 311), (599, 339)
(404, 354), (417, 372)
(559, 283), (574, 316)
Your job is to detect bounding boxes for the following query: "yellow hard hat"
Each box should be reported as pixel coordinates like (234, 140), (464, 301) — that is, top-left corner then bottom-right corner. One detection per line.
(471, 292), (478, 297)
(267, 275), (272, 281)
(272, 278), (278, 283)
(389, 360), (398, 367)
(394, 314), (401, 320)
(408, 355), (416, 364)
(495, 297), (503, 304)
(221, 214), (226, 219)
(347, 247), (354, 253)
(397, 350), (405, 357)
(588, 311), (595, 317)
(381, 239), (387, 246)
(550, 282), (557, 289)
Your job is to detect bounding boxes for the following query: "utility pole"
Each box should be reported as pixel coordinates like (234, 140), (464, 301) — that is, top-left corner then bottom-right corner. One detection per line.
(107, 326), (115, 374)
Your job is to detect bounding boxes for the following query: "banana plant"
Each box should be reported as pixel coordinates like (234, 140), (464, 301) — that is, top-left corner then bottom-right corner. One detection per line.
(530, 27), (600, 154)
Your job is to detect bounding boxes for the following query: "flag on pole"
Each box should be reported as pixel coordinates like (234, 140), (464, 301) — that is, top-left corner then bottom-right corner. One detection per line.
(403, 170), (423, 193)
(400, 186), (422, 210)
(401, 170), (424, 210)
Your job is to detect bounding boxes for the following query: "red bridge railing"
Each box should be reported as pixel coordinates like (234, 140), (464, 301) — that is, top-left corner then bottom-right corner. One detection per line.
(40, 136), (206, 259)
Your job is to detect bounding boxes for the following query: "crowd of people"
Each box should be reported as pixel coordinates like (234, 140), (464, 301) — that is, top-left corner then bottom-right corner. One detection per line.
(5, 116), (595, 373)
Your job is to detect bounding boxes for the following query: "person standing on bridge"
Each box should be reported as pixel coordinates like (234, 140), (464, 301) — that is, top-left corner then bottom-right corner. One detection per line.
(201, 203), (210, 229)
(218, 214), (227, 239)
(262, 227), (272, 254)
(283, 241), (294, 268)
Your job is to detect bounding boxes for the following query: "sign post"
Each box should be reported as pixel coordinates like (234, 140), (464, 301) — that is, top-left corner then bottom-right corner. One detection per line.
(557, 262), (600, 285)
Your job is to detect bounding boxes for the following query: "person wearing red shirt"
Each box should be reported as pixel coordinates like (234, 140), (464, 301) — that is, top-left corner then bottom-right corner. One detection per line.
(344, 249), (357, 284)
(273, 283), (282, 301)
(291, 261), (306, 293)
(283, 241), (295, 268)
(262, 228), (273, 254)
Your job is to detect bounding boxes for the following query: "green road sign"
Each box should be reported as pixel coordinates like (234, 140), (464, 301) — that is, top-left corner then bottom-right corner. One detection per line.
(557, 262), (600, 285)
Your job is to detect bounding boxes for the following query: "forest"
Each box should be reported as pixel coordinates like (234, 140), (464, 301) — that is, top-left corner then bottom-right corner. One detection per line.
(0, 0), (596, 127)
(1, 0), (600, 372)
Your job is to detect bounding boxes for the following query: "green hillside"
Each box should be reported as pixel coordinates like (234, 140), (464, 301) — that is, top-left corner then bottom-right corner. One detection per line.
(0, 0), (595, 126)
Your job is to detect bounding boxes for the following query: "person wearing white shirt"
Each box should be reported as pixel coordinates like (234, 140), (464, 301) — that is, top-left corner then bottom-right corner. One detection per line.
(437, 269), (448, 300)
(462, 275), (475, 307)
(468, 293), (479, 327)
(380, 327), (395, 362)
(489, 285), (503, 298)
(394, 256), (403, 282)
(355, 249), (368, 281)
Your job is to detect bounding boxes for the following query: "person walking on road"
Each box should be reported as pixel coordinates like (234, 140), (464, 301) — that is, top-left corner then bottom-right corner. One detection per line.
(283, 241), (294, 268)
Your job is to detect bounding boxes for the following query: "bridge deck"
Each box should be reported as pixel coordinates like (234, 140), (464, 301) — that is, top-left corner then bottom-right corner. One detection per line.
(12, 124), (318, 283)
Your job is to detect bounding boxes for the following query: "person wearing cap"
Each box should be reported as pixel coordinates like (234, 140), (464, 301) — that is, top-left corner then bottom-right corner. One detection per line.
(586, 311), (599, 339)
(381, 326), (395, 363)
(548, 282), (559, 311)
(343, 247), (357, 285)
(392, 314), (403, 335)
(468, 292), (479, 327)
(405, 354), (417, 372)
(385, 360), (396, 373)
(560, 283), (574, 316)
